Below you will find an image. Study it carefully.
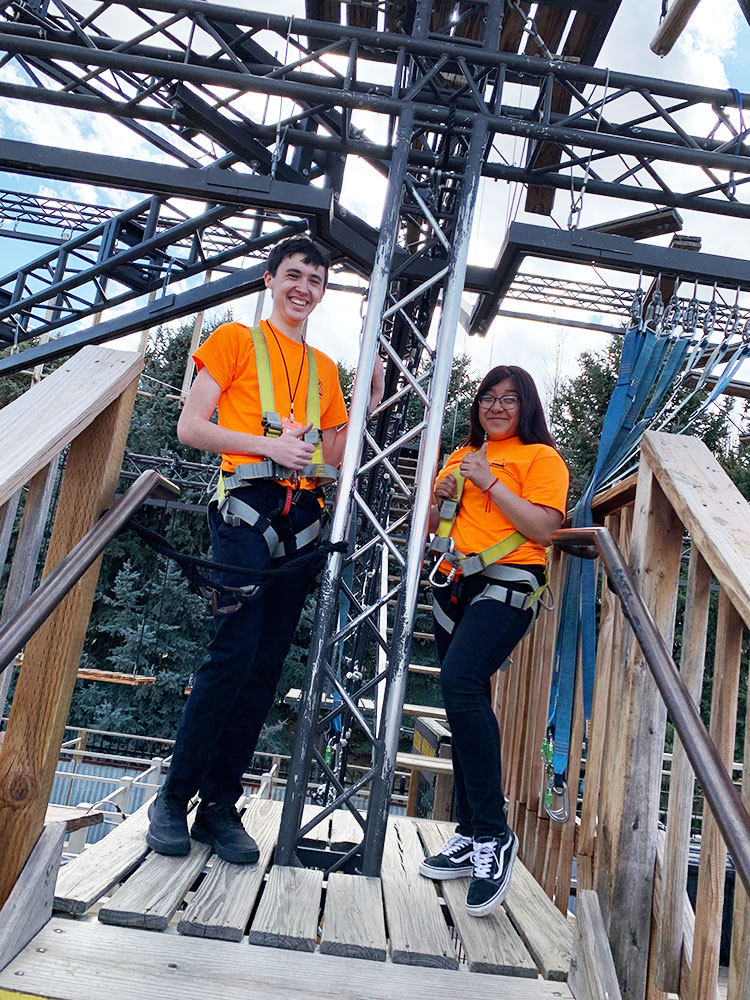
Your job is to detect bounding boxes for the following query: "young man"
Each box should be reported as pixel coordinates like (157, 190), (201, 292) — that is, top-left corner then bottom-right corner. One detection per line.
(147, 236), (382, 863)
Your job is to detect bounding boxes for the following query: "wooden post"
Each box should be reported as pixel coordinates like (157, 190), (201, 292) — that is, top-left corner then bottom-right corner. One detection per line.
(568, 890), (623, 1000)
(0, 459), (60, 717)
(0, 375), (139, 909)
(594, 461), (683, 1000)
(689, 590), (743, 1000)
(728, 690), (750, 999)
(653, 547), (711, 993)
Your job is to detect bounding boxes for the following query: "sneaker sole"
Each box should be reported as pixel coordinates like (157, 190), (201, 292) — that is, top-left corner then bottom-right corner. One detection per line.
(191, 827), (260, 865)
(145, 830), (190, 856)
(465, 836), (519, 917)
(419, 861), (473, 880)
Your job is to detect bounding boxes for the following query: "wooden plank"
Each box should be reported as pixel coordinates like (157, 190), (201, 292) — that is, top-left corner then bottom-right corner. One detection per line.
(641, 430), (750, 629)
(0, 821), (65, 972)
(301, 803), (330, 845)
(594, 461), (682, 999)
(504, 854), (573, 980)
(416, 820), (536, 978)
(654, 547), (711, 993)
(54, 795), (153, 914)
(178, 797), (282, 941)
(568, 890), (622, 1000)
(248, 865), (322, 952)
(319, 873), (386, 961)
(691, 590), (743, 1000)
(0, 346), (143, 508)
(380, 818), (457, 969)
(329, 807), (364, 849)
(395, 752), (454, 776)
(0, 916), (576, 1000)
(99, 834), (211, 930)
(728, 681), (750, 1000)
(0, 370), (141, 910)
(45, 805), (104, 833)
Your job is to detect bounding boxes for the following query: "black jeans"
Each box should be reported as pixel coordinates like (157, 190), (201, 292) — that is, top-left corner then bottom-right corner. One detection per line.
(433, 572), (535, 839)
(164, 482), (323, 806)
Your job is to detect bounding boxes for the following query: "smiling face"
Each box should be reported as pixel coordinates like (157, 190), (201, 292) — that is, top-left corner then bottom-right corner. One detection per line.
(264, 252), (327, 337)
(477, 377), (521, 441)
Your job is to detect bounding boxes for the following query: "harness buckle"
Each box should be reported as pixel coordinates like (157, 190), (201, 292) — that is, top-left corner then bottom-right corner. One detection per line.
(439, 499), (459, 520)
(460, 553), (484, 576)
(262, 411), (283, 437)
(429, 559), (457, 588)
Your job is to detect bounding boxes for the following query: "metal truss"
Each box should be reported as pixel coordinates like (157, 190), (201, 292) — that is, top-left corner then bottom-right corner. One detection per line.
(0, 0), (748, 225)
(120, 451), (219, 497)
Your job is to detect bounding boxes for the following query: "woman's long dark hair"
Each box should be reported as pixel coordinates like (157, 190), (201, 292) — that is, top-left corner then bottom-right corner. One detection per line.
(462, 365), (559, 450)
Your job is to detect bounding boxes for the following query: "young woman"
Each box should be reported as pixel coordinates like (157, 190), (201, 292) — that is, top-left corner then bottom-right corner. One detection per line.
(419, 365), (569, 917)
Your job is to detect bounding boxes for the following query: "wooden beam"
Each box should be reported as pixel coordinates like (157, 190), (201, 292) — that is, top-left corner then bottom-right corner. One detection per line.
(568, 890), (622, 1000)
(594, 459), (683, 999)
(0, 821), (65, 972)
(0, 366), (141, 909)
(650, 0), (702, 56)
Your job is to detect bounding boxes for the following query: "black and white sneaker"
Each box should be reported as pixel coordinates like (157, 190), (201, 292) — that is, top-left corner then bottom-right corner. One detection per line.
(419, 833), (474, 880)
(465, 829), (519, 917)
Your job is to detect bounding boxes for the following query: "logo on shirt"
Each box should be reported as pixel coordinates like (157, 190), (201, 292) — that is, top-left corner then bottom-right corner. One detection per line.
(319, 378), (324, 397)
(489, 460), (506, 469)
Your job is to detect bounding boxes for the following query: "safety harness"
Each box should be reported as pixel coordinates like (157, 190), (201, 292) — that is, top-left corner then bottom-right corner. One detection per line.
(428, 469), (550, 638)
(211, 324), (338, 564)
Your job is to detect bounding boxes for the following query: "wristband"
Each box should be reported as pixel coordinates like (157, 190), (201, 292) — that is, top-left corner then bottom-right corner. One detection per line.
(484, 477), (498, 512)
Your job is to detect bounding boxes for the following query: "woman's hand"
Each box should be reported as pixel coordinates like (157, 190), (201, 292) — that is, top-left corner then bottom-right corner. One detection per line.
(459, 443), (495, 491)
(433, 473), (458, 503)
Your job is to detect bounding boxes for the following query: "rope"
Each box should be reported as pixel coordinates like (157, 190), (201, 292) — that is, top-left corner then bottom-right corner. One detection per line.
(123, 517), (347, 601)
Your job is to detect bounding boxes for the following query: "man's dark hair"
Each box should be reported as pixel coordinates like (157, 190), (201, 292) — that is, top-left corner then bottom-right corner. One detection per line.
(265, 236), (330, 285)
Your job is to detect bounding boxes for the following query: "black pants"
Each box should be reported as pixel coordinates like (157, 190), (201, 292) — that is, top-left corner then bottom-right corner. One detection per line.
(164, 482), (322, 806)
(433, 573), (534, 839)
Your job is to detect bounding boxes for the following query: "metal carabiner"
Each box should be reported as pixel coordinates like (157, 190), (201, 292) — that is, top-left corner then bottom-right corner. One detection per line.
(544, 774), (570, 824)
(429, 559), (457, 588)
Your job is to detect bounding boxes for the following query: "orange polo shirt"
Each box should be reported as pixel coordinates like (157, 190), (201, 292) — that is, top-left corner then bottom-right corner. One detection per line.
(435, 437), (569, 567)
(193, 320), (348, 482)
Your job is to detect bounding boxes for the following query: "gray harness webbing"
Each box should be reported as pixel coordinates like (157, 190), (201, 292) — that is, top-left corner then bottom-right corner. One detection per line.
(215, 492), (322, 560)
(432, 563), (544, 638)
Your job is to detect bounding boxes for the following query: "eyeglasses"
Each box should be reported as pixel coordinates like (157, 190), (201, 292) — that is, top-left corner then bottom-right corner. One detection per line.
(477, 393), (520, 410)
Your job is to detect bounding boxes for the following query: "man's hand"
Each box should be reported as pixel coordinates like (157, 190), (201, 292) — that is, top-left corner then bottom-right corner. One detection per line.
(459, 443), (495, 491)
(370, 356), (385, 411)
(267, 423), (316, 470)
(433, 473), (458, 503)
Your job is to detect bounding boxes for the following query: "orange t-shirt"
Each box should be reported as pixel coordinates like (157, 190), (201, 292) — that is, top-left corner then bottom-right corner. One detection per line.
(435, 437), (569, 567)
(193, 320), (348, 481)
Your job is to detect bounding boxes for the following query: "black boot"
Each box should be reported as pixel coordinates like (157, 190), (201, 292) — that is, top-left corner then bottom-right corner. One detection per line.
(191, 803), (259, 864)
(146, 791), (190, 856)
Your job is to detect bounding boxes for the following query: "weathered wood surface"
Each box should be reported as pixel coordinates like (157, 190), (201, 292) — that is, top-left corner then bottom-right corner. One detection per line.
(300, 802), (331, 844)
(0, 917), (575, 1000)
(99, 836), (211, 930)
(505, 849), (574, 980)
(319, 873), (386, 961)
(594, 461), (682, 999)
(0, 821), (65, 973)
(395, 752), (454, 776)
(653, 830), (721, 1000)
(0, 371), (141, 910)
(653, 547), (711, 994)
(45, 805), (104, 833)
(0, 346), (144, 507)
(691, 591), (743, 1000)
(248, 866), (323, 952)
(178, 798), (281, 941)
(329, 807), (365, 849)
(54, 796), (153, 914)
(417, 820), (536, 978)
(380, 818), (457, 969)
(728, 690), (750, 1000)
(640, 430), (750, 629)
(568, 890), (622, 1000)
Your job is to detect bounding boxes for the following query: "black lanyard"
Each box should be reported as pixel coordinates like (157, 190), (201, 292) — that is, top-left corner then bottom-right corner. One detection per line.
(265, 321), (307, 421)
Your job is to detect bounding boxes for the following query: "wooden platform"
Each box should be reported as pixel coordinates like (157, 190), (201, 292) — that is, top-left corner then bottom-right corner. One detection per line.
(18, 796), (575, 997)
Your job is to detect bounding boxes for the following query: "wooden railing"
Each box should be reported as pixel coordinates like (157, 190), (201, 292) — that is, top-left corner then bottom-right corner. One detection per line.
(0, 346), (144, 909)
(498, 429), (750, 1000)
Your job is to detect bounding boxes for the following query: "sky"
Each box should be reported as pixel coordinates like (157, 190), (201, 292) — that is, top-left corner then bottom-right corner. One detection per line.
(1, 0), (749, 411)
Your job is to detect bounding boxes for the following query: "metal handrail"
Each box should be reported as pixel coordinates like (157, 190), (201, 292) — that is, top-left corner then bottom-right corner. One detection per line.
(551, 525), (750, 896)
(0, 470), (178, 675)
